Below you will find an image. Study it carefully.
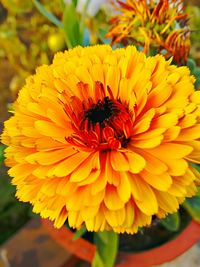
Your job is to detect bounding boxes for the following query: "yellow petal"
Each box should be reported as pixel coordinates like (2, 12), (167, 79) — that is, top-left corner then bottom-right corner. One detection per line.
(168, 182), (187, 197)
(151, 113), (178, 128)
(104, 206), (125, 227)
(133, 109), (155, 134)
(125, 151), (146, 173)
(41, 179), (59, 196)
(53, 152), (90, 177)
(138, 150), (168, 175)
(105, 153), (120, 186)
(163, 126), (181, 141)
(56, 180), (77, 196)
(81, 205), (99, 220)
(178, 114), (197, 129)
(104, 186), (124, 210)
(106, 66), (121, 98)
(91, 170), (107, 195)
(176, 125), (200, 141)
(174, 168), (196, 186)
(146, 81), (172, 108)
(70, 152), (100, 183)
(124, 202), (135, 228)
(129, 174), (158, 215)
(140, 170), (172, 191)
(110, 151), (129, 171)
(155, 191), (179, 213)
(190, 91), (200, 104)
(35, 120), (67, 138)
(147, 143), (193, 159)
(117, 172), (131, 202)
(90, 64), (105, 84)
(135, 189), (158, 216)
(134, 128), (165, 140)
(54, 207), (68, 228)
(26, 147), (76, 165)
(68, 211), (83, 228)
(164, 158), (188, 176)
(133, 135), (163, 148)
(78, 170), (101, 186)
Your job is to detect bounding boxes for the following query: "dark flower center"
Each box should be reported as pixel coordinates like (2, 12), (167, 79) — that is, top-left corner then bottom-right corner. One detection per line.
(84, 97), (119, 125)
(65, 83), (134, 151)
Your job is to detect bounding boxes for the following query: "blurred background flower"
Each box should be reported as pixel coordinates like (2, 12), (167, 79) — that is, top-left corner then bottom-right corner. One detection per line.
(107, 0), (190, 64)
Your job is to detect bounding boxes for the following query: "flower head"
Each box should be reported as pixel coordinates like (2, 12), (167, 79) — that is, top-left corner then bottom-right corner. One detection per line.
(1, 45), (200, 234)
(107, 0), (190, 64)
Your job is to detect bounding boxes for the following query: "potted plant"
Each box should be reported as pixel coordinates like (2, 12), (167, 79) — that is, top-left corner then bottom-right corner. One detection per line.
(42, 214), (200, 267)
(1, 1), (200, 267)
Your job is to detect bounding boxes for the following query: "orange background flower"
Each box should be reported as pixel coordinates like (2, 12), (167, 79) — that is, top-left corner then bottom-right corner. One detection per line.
(107, 0), (190, 64)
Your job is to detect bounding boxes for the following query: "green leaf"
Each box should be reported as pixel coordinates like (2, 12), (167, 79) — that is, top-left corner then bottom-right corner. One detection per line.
(183, 197), (200, 222)
(195, 78), (200, 89)
(92, 252), (105, 267)
(98, 28), (111, 44)
(160, 212), (180, 232)
(191, 163), (200, 173)
(195, 187), (200, 197)
(32, 0), (63, 28)
(59, 0), (65, 11)
(0, 145), (5, 164)
(72, 226), (87, 241)
(193, 67), (200, 78)
(92, 231), (119, 267)
(63, 3), (83, 48)
(72, 0), (78, 6)
(97, 231), (109, 244)
(187, 58), (196, 72)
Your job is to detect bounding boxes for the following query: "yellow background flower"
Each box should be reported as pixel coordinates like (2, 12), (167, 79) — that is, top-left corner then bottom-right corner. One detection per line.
(1, 45), (200, 233)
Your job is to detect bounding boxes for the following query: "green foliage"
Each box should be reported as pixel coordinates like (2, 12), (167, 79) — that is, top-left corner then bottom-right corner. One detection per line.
(187, 58), (200, 89)
(32, 1), (84, 48)
(160, 212), (180, 232)
(63, 3), (83, 48)
(186, 6), (200, 43)
(1, 0), (33, 14)
(32, 0), (63, 28)
(183, 187), (200, 223)
(187, 58), (196, 72)
(0, 156), (34, 244)
(191, 163), (200, 173)
(0, 145), (5, 164)
(73, 226), (87, 241)
(92, 231), (119, 267)
(92, 251), (105, 267)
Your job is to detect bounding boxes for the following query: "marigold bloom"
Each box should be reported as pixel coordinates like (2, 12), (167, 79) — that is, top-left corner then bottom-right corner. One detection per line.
(1, 45), (200, 234)
(107, 0), (190, 64)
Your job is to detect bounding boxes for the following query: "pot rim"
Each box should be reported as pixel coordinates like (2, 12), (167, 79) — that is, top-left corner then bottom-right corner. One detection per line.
(41, 219), (200, 267)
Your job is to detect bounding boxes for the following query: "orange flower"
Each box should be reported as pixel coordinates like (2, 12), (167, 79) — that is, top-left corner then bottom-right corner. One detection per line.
(1, 45), (200, 233)
(107, 0), (190, 64)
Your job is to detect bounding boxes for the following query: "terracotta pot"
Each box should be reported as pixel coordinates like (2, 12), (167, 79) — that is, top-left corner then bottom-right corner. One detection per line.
(42, 219), (200, 267)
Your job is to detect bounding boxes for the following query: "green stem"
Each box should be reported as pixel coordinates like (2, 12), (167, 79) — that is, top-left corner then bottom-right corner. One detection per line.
(92, 231), (119, 267)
